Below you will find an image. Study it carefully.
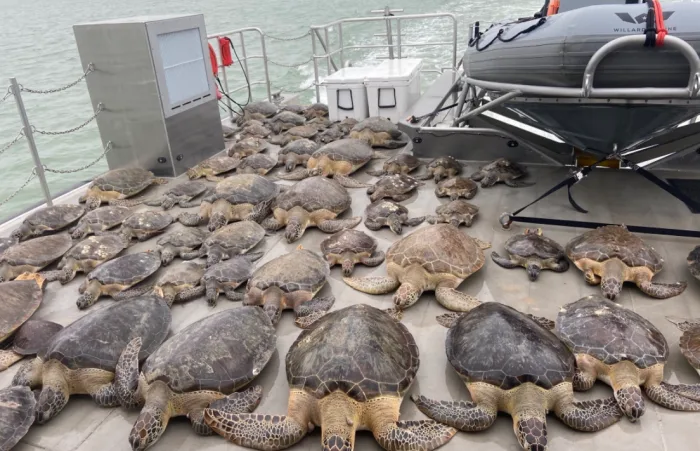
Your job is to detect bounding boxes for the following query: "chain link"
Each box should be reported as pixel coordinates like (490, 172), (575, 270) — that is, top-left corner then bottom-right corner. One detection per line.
(0, 130), (25, 156)
(266, 56), (314, 68)
(43, 141), (113, 174)
(272, 81), (316, 94)
(33, 103), (103, 136)
(20, 63), (94, 95)
(262, 30), (311, 41)
(0, 168), (37, 207)
(0, 87), (12, 105)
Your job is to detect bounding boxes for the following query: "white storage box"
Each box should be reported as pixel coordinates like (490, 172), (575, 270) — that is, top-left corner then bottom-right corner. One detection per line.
(364, 58), (423, 122)
(321, 67), (374, 122)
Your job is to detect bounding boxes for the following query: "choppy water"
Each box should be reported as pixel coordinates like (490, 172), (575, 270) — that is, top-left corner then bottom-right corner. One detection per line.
(0, 0), (540, 220)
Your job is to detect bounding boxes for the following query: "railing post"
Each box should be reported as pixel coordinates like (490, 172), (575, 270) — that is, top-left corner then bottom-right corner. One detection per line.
(9, 78), (52, 206)
(259, 33), (272, 101)
(338, 23), (344, 68)
(311, 28), (321, 103)
(324, 27), (332, 75)
(396, 18), (402, 59)
(384, 6), (395, 59)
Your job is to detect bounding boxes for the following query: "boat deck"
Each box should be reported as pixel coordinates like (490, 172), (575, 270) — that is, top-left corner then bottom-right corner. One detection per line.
(2, 146), (700, 451)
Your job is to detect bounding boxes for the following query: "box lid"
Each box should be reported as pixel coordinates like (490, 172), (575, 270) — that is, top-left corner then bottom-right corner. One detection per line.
(364, 58), (423, 82)
(321, 67), (376, 85)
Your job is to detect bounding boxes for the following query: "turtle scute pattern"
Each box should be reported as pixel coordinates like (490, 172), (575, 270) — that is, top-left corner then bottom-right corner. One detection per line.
(286, 304), (418, 401)
(88, 252), (161, 285)
(249, 249), (329, 293)
(566, 225), (663, 271)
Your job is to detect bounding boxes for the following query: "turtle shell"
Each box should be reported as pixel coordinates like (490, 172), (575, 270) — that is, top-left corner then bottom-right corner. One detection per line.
(429, 156), (461, 170)
(229, 137), (268, 157)
(74, 206), (131, 231)
(384, 154), (420, 171)
(42, 296), (171, 371)
(162, 180), (208, 198)
(237, 154), (276, 173)
(281, 104), (307, 115)
(372, 174), (421, 195)
(678, 325), (700, 369)
(287, 125), (317, 139)
(279, 139), (318, 156)
(304, 103), (329, 119)
(365, 199), (409, 219)
(1, 234), (73, 267)
(142, 306), (275, 393)
(61, 234), (127, 263)
(287, 304), (418, 401)
(0, 279), (43, 342)
(565, 225), (663, 272)
(122, 210), (173, 232)
(91, 168), (155, 195)
(556, 295), (668, 369)
(274, 177), (351, 214)
(196, 155), (240, 174)
(248, 249), (329, 294)
(387, 224), (485, 278)
(0, 386), (36, 451)
(352, 117), (402, 138)
(17, 204), (85, 233)
(156, 261), (205, 287)
(241, 123), (271, 138)
(436, 177), (478, 194)
(447, 302), (574, 390)
(321, 229), (377, 257)
(204, 221), (265, 252)
(436, 200), (479, 216)
(87, 252), (161, 285)
(505, 232), (565, 260)
(245, 101), (279, 117)
(317, 126), (345, 144)
(207, 174), (279, 206)
(313, 139), (373, 165)
(0, 238), (15, 256)
(202, 257), (255, 285)
(11, 320), (63, 355)
(157, 228), (208, 248)
(270, 111), (305, 127)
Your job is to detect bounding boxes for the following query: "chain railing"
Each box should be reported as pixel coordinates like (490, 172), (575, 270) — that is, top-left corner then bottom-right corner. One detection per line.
(0, 87), (12, 105)
(43, 141), (113, 174)
(18, 63), (95, 95)
(0, 168), (38, 207)
(32, 103), (104, 136)
(0, 130), (24, 156)
(262, 30), (311, 42)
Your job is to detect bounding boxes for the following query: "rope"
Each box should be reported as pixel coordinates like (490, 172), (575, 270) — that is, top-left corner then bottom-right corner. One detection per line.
(32, 103), (103, 136)
(19, 63), (94, 94)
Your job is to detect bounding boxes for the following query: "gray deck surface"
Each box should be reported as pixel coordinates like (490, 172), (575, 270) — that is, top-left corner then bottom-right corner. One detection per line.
(2, 146), (700, 451)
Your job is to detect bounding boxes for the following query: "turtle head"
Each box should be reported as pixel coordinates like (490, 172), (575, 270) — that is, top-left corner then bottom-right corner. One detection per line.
(208, 212), (228, 232)
(284, 155), (299, 172)
(340, 252), (356, 277)
(85, 196), (102, 210)
(284, 208), (310, 243)
(185, 167), (201, 179)
(11, 224), (30, 241)
(35, 366), (70, 424)
(526, 260), (542, 282)
(601, 259), (626, 300)
(158, 245), (175, 266)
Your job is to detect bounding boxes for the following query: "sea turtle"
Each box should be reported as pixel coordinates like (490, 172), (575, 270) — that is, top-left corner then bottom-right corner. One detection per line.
(124, 307), (275, 450)
(156, 228), (208, 266)
(470, 157), (532, 188)
(178, 174), (279, 231)
(76, 251), (162, 309)
(261, 176), (361, 243)
(271, 125), (319, 146)
(0, 234), (73, 282)
(243, 247), (334, 326)
(267, 111), (306, 133)
(119, 210), (173, 241)
(237, 121), (272, 140)
(222, 123), (236, 138)
(70, 205), (132, 239)
(182, 220), (265, 267)
(416, 156), (462, 183)
(566, 225), (686, 300)
(52, 234), (129, 284)
(228, 137), (269, 160)
(235, 153), (277, 175)
(304, 102), (329, 119)
(201, 256), (259, 306)
(556, 295), (700, 421)
(143, 181), (208, 210)
(1, 318), (63, 372)
(366, 153), (422, 177)
(687, 245), (700, 280)
(666, 316), (700, 379)
(349, 116), (407, 148)
(435, 176), (478, 200)
(364, 199), (425, 235)
(0, 386), (36, 451)
(307, 117), (332, 131)
(367, 173), (423, 202)
(344, 224), (489, 312)
(136, 260), (207, 306)
(80, 168), (168, 210)
(320, 229), (385, 276)
(281, 103), (307, 115)
(187, 155), (241, 181)
(276, 138), (319, 172)
(276, 138), (383, 188)
(237, 101), (279, 125)
(426, 200), (479, 228)
(337, 117), (359, 135)
(491, 228), (569, 281)
(413, 302), (623, 451)
(11, 204), (85, 241)
(316, 124), (345, 144)
(0, 237), (14, 256)
(204, 304), (456, 451)
(12, 296), (171, 424)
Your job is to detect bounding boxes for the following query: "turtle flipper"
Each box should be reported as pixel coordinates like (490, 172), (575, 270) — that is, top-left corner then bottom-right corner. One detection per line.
(491, 252), (519, 269)
(109, 197), (145, 208)
(343, 276), (399, 294)
(294, 295), (335, 328)
(473, 238), (491, 250)
(411, 395), (496, 432)
(360, 250), (386, 267)
(573, 367), (598, 391)
(175, 285), (206, 303)
(666, 316), (700, 331)
(317, 217), (362, 233)
(373, 420), (456, 451)
(178, 199), (202, 208)
(0, 349), (23, 371)
(333, 174), (372, 188)
(143, 198), (163, 207)
(391, 193), (413, 202)
(637, 280), (687, 299)
(40, 270), (64, 283)
(276, 168), (311, 181)
(526, 315), (555, 331)
(248, 198), (275, 223)
(11, 357), (42, 387)
(0, 386), (36, 451)
(644, 383), (700, 411)
(405, 216), (426, 227)
(262, 216), (284, 232)
(435, 312), (465, 328)
(551, 259), (570, 273)
(554, 397), (623, 431)
(204, 410), (307, 450)
(504, 179), (535, 188)
(659, 382), (700, 402)
(435, 286), (481, 312)
(224, 286), (244, 301)
(415, 171), (433, 181)
(366, 169), (386, 177)
(364, 218), (384, 231)
(113, 337), (144, 408)
(113, 284), (154, 301)
(189, 386), (264, 436)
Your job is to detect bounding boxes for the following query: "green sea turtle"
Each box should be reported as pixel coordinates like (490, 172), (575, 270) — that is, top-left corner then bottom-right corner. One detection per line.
(52, 234), (129, 284)
(320, 229), (385, 276)
(76, 251), (162, 309)
(349, 117), (407, 148)
(344, 224), (489, 312)
(435, 176), (478, 200)
(244, 247), (334, 326)
(276, 138), (383, 188)
(556, 295), (700, 421)
(316, 124), (345, 144)
(235, 153), (277, 175)
(364, 199), (425, 235)
(178, 174), (279, 231)
(0, 234), (73, 282)
(228, 137), (269, 160)
(12, 296), (171, 424)
(267, 111), (306, 133)
(666, 316), (700, 381)
(119, 210), (173, 241)
(687, 245), (700, 280)
(187, 155), (241, 182)
(1, 318), (63, 372)
(304, 102), (329, 119)
(337, 117), (359, 135)
(276, 138), (319, 172)
(143, 181), (208, 210)
(201, 256), (259, 306)
(222, 123), (236, 138)
(470, 158), (532, 188)
(70, 205), (132, 239)
(416, 156), (462, 183)
(366, 153), (422, 177)
(237, 121), (272, 140)
(181, 220), (265, 267)
(367, 174), (423, 202)
(156, 228), (208, 266)
(204, 304), (456, 451)
(270, 125), (319, 146)
(281, 104), (307, 115)
(237, 101), (279, 125)
(80, 168), (168, 210)
(0, 386), (36, 451)
(307, 117), (332, 131)
(426, 200), (479, 228)
(413, 302), (623, 451)
(124, 306), (275, 450)
(566, 225), (686, 300)
(11, 204), (85, 241)
(261, 176), (361, 243)
(138, 260), (207, 306)
(491, 229), (568, 281)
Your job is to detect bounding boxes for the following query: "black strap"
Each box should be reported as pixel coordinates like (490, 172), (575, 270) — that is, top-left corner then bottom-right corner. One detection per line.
(470, 18), (547, 52)
(620, 157), (700, 211)
(644, 0), (657, 47)
(408, 102), (460, 124)
(506, 216), (700, 238)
